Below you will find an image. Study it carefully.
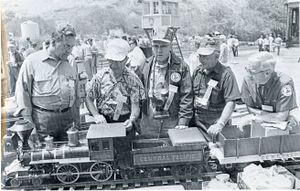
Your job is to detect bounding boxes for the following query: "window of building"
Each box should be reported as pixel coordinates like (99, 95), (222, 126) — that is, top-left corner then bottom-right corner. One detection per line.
(143, 2), (150, 15)
(153, 2), (159, 14)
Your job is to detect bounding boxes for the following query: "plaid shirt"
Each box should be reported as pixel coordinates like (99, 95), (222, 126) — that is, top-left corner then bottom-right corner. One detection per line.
(86, 67), (145, 117)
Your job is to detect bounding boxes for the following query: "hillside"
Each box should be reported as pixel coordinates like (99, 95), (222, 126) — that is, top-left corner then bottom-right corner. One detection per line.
(2, 0), (286, 40)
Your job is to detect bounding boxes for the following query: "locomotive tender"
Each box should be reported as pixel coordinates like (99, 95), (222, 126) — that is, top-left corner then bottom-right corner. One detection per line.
(3, 122), (210, 188)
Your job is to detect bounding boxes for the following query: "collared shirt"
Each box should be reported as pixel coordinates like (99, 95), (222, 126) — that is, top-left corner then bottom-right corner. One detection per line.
(241, 72), (297, 112)
(86, 67), (145, 117)
(149, 59), (169, 99)
(193, 62), (240, 125)
(15, 50), (78, 116)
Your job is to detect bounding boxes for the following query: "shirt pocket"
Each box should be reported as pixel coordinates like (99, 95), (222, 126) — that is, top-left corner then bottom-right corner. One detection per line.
(210, 87), (222, 104)
(34, 75), (53, 94)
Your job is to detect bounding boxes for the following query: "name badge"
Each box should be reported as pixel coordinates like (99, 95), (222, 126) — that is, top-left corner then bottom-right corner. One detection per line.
(195, 96), (209, 109)
(169, 84), (178, 93)
(207, 79), (218, 88)
(262, 105), (274, 112)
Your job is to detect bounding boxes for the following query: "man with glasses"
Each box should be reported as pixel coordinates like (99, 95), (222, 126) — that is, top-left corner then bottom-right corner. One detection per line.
(140, 29), (193, 138)
(15, 23), (79, 142)
(192, 40), (240, 137)
(241, 52), (298, 131)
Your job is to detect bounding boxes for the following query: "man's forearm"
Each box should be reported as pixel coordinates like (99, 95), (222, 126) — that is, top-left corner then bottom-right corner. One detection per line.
(218, 101), (235, 125)
(130, 102), (140, 121)
(85, 97), (99, 116)
(248, 107), (289, 122)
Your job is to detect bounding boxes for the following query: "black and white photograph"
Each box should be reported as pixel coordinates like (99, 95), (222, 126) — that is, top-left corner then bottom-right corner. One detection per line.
(1, 0), (300, 190)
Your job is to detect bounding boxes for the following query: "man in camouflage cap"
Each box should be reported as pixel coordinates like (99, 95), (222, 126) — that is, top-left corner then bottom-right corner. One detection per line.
(15, 23), (80, 142)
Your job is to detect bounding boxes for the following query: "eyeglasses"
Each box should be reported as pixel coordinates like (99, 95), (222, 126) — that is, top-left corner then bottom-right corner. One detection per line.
(246, 68), (270, 76)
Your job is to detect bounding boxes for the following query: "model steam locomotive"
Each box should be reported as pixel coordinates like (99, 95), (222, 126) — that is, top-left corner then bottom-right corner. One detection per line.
(2, 120), (211, 188)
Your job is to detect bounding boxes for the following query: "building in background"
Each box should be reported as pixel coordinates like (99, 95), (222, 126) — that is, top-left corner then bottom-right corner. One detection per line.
(286, 0), (300, 46)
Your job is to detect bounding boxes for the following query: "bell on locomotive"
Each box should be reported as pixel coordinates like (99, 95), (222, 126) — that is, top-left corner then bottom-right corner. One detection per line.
(9, 120), (35, 151)
(67, 122), (80, 147)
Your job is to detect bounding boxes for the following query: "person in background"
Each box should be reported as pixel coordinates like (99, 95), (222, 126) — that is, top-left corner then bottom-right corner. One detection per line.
(257, 35), (264, 52)
(127, 38), (146, 73)
(7, 43), (24, 97)
(232, 35), (239, 57)
(263, 34), (270, 52)
(83, 38), (97, 80)
(240, 52), (299, 133)
(218, 35), (229, 65)
(24, 41), (41, 57)
(192, 40), (240, 137)
(274, 34), (283, 56)
(269, 33), (274, 52)
(15, 23), (79, 142)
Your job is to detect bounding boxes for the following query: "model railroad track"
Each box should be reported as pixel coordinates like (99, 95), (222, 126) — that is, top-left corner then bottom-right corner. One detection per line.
(3, 172), (221, 190)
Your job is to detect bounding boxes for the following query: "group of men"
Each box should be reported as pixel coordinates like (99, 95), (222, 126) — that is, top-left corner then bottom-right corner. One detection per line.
(14, 24), (298, 147)
(257, 34), (283, 55)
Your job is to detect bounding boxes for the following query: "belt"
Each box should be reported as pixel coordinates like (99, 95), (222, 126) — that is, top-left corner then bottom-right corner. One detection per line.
(33, 105), (71, 113)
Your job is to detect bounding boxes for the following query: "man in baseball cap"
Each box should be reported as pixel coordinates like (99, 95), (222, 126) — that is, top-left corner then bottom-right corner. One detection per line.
(139, 27), (193, 138)
(192, 39), (240, 138)
(86, 38), (145, 128)
(240, 52), (298, 132)
(86, 38), (145, 159)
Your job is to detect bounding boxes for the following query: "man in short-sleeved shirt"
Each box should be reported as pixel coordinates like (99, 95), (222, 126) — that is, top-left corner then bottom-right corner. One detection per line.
(86, 67), (145, 122)
(85, 38), (145, 128)
(241, 52), (298, 127)
(193, 41), (240, 136)
(15, 24), (79, 141)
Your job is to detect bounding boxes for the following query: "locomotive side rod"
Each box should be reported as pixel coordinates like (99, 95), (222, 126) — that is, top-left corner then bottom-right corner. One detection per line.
(3, 171), (222, 190)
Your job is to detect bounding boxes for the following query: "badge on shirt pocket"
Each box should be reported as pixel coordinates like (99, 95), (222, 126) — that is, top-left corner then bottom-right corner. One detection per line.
(262, 104), (274, 112)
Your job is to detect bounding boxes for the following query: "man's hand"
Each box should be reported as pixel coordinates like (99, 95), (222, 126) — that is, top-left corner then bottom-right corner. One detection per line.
(207, 123), (224, 136)
(175, 125), (188, 130)
(123, 119), (133, 131)
(94, 114), (107, 124)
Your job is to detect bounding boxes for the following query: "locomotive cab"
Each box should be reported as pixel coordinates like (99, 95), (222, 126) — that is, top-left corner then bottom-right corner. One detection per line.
(87, 123), (126, 161)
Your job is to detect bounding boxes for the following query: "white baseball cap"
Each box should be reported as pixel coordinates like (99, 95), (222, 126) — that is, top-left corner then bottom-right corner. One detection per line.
(105, 38), (130, 61)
